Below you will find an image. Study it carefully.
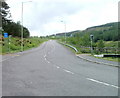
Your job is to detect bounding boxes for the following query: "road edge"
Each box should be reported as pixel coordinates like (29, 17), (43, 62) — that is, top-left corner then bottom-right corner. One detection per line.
(59, 41), (119, 68)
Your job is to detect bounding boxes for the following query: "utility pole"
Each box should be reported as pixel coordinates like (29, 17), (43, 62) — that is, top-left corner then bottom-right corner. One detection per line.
(21, 2), (23, 52)
(21, 1), (32, 52)
(90, 34), (94, 55)
(61, 21), (66, 43)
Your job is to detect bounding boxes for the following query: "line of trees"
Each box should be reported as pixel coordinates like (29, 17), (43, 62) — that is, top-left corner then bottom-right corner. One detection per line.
(56, 22), (119, 50)
(1, 1), (30, 38)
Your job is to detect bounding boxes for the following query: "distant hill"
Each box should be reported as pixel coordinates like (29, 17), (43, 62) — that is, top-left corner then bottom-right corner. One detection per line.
(55, 30), (81, 37)
(55, 22), (118, 42)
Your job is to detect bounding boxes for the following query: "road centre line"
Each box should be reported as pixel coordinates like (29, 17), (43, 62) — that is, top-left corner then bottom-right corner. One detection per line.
(63, 69), (74, 74)
(44, 58), (47, 61)
(47, 61), (50, 63)
(44, 41), (119, 89)
(56, 66), (60, 68)
(61, 67), (119, 89)
(44, 55), (46, 58)
(87, 78), (119, 89)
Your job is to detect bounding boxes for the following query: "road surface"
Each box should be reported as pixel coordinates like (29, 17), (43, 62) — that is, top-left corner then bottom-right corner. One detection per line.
(2, 40), (118, 96)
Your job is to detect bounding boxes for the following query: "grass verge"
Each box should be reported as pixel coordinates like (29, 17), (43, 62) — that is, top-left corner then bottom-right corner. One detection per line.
(0, 37), (48, 54)
(58, 40), (119, 62)
(91, 55), (119, 62)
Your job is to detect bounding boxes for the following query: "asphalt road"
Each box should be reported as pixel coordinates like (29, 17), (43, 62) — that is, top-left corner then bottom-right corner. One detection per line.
(2, 40), (119, 96)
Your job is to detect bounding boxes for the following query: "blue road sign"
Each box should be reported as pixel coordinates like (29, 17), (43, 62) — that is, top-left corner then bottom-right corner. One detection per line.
(4, 33), (8, 38)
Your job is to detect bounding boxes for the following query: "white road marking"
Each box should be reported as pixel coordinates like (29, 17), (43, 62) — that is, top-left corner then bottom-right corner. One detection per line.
(110, 85), (119, 88)
(63, 69), (74, 74)
(44, 58), (47, 61)
(1, 55), (20, 62)
(47, 61), (50, 63)
(44, 54), (51, 64)
(57, 66), (60, 68)
(1, 59), (8, 62)
(44, 55), (46, 58)
(87, 78), (119, 89)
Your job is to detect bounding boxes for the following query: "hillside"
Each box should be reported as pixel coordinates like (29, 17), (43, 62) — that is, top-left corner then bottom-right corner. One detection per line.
(55, 22), (118, 42)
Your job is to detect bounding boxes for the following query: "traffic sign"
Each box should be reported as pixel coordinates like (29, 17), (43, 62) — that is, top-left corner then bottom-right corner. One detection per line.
(4, 33), (8, 38)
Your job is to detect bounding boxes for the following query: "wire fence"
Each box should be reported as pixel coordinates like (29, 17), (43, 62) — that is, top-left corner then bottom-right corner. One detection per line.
(80, 46), (120, 54)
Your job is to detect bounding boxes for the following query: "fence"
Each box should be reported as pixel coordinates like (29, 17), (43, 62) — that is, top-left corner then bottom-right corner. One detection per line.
(80, 46), (120, 54)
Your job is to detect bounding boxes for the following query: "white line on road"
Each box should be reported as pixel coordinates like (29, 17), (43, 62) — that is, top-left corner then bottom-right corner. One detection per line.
(47, 61), (50, 63)
(44, 58), (47, 61)
(63, 69), (74, 74)
(56, 66), (60, 68)
(44, 55), (46, 58)
(44, 54), (51, 64)
(0, 59), (8, 62)
(1, 55), (20, 62)
(87, 78), (119, 89)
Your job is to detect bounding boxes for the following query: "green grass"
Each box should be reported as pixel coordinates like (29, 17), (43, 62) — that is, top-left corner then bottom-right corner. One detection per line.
(58, 40), (82, 54)
(104, 41), (119, 48)
(0, 37), (48, 54)
(58, 39), (119, 62)
(102, 57), (119, 62)
(91, 55), (119, 62)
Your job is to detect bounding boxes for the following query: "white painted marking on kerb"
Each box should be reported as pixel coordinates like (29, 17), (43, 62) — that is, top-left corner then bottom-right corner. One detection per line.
(87, 78), (119, 89)
(63, 69), (74, 74)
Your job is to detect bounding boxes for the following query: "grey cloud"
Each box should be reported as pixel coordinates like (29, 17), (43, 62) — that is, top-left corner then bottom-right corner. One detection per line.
(25, 0), (83, 31)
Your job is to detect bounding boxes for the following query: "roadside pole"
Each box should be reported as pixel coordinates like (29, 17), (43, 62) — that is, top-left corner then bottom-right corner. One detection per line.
(8, 35), (12, 53)
(4, 33), (8, 53)
(90, 35), (94, 55)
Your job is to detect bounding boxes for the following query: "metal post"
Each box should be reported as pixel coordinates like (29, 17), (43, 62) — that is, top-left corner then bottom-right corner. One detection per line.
(90, 35), (93, 55)
(61, 21), (66, 43)
(21, 1), (32, 52)
(21, 2), (23, 52)
(8, 35), (11, 53)
(64, 22), (66, 43)
(91, 39), (93, 54)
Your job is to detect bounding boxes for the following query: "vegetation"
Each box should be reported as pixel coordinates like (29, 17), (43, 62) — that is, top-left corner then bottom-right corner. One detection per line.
(0, 1), (48, 54)
(1, 1), (30, 38)
(54, 22), (119, 55)
(1, 37), (48, 54)
(0, 1), (119, 59)
(3, 21), (30, 38)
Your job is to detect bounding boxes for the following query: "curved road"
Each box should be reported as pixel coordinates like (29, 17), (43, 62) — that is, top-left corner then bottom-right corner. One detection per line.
(2, 40), (118, 96)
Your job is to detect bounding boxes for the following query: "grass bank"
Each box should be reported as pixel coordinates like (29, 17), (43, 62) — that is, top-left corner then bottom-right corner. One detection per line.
(58, 39), (119, 62)
(92, 56), (119, 62)
(0, 37), (48, 54)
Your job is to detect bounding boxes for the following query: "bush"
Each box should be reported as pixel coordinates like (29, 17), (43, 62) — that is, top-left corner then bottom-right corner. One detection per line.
(10, 44), (20, 50)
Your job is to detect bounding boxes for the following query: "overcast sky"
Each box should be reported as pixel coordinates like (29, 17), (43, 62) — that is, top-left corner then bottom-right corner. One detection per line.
(6, 0), (118, 36)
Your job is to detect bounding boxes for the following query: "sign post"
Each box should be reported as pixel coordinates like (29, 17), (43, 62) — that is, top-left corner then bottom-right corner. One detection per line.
(90, 35), (94, 55)
(4, 33), (9, 53)
(8, 35), (12, 53)
(4, 33), (8, 38)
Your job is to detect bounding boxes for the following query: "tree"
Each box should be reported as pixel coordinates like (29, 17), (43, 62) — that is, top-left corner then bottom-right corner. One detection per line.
(80, 34), (90, 47)
(97, 40), (105, 53)
(1, 1), (11, 27)
(23, 27), (30, 38)
(1, 1), (30, 38)
(3, 21), (30, 38)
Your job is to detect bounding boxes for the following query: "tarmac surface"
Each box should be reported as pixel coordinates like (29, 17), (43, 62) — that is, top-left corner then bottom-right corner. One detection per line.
(1, 40), (119, 96)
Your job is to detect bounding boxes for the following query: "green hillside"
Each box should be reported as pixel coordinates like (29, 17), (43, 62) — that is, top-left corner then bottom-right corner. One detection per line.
(55, 22), (119, 42)
(55, 22), (119, 54)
